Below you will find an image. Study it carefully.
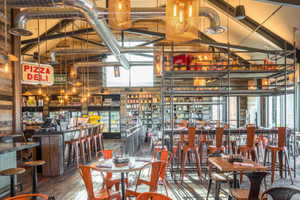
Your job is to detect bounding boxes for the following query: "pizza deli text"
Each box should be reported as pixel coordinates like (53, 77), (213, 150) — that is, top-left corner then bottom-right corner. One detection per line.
(22, 62), (54, 85)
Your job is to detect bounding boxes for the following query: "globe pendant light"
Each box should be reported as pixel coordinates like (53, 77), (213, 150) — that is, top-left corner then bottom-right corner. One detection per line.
(109, 0), (132, 30)
(166, 0), (199, 42)
(235, 5), (246, 20)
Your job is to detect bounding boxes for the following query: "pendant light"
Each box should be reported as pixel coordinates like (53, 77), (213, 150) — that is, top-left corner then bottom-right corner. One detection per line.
(235, 0), (246, 20)
(109, 0), (132, 30)
(114, 66), (120, 77)
(166, 0), (199, 41)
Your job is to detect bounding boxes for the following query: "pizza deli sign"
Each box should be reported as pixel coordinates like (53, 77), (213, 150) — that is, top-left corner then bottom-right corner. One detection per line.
(22, 62), (54, 86)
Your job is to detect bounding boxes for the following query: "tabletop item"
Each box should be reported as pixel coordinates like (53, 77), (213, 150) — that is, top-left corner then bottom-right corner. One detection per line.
(113, 157), (130, 167)
(228, 154), (244, 163)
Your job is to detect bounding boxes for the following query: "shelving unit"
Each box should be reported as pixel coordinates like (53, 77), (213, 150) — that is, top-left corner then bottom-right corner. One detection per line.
(125, 93), (160, 129)
(158, 44), (297, 175)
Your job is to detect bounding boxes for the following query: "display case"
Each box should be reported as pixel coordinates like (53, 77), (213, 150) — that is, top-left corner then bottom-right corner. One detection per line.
(99, 111), (110, 133)
(110, 111), (120, 133)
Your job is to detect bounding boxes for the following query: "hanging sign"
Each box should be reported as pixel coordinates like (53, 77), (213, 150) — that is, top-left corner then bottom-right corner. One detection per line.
(22, 62), (54, 86)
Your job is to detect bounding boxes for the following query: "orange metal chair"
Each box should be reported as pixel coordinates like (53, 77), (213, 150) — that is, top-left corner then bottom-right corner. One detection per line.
(5, 193), (49, 200)
(79, 165), (121, 200)
(263, 127), (293, 184)
(207, 127), (225, 154)
(180, 127), (202, 182)
(137, 192), (172, 200)
(159, 150), (170, 196)
(126, 161), (164, 198)
(237, 126), (256, 161)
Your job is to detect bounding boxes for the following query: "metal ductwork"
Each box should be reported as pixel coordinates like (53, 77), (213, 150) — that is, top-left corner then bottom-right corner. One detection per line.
(6, 0), (130, 69)
(50, 47), (154, 63)
(199, 7), (226, 34)
(10, 8), (84, 36)
(10, 7), (165, 37)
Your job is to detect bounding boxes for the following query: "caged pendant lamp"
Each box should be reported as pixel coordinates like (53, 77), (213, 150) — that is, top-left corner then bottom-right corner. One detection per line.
(109, 0), (132, 30)
(166, 0), (199, 42)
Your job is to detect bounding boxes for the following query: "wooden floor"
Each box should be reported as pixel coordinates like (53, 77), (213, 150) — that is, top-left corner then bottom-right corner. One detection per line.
(3, 139), (300, 200)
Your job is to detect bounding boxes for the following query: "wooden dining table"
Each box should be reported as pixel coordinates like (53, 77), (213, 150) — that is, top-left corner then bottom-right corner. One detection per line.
(208, 156), (267, 199)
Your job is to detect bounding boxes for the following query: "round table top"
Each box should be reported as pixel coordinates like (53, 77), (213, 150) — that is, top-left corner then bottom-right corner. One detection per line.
(93, 157), (152, 173)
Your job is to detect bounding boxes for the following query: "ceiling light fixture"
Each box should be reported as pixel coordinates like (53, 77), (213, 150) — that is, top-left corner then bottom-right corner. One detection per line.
(109, 0), (132, 30)
(235, 5), (246, 20)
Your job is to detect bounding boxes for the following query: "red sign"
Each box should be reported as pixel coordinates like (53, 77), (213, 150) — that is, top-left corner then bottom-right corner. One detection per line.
(22, 62), (54, 86)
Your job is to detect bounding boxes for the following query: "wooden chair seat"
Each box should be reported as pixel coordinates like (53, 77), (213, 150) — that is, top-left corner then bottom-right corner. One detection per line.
(24, 160), (46, 167)
(0, 168), (25, 176)
(266, 145), (284, 151)
(207, 145), (225, 154)
(211, 173), (232, 182)
(94, 188), (120, 200)
(230, 189), (265, 200)
(4, 193), (49, 200)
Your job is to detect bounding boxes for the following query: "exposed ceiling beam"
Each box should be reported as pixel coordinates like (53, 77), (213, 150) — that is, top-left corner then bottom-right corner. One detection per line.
(124, 28), (165, 38)
(255, 0), (300, 8)
(21, 19), (74, 54)
(207, 0), (300, 61)
(137, 37), (165, 47)
(124, 29), (250, 64)
(70, 36), (105, 47)
(21, 28), (94, 45)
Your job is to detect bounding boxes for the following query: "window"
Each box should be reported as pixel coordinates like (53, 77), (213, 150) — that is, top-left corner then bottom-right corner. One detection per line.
(104, 42), (154, 87)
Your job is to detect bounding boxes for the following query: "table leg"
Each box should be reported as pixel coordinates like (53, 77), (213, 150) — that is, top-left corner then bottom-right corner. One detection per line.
(228, 172), (239, 200)
(121, 172), (125, 200)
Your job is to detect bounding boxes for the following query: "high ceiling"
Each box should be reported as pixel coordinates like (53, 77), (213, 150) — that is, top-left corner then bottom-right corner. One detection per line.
(19, 0), (300, 64)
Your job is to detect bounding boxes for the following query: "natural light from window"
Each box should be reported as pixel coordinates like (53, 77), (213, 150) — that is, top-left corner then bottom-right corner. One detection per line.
(104, 42), (154, 87)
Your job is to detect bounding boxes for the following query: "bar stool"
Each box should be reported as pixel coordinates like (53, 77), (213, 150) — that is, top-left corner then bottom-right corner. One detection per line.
(0, 168), (25, 197)
(84, 128), (93, 162)
(237, 126), (256, 161)
(91, 127), (99, 156)
(23, 160), (46, 194)
(79, 128), (88, 164)
(263, 127), (293, 184)
(207, 128), (225, 154)
(199, 130), (213, 165)
(180, 127), (202, 182)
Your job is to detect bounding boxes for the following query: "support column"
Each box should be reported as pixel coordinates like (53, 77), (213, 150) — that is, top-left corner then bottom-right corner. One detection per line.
(12, 9), (22, 133)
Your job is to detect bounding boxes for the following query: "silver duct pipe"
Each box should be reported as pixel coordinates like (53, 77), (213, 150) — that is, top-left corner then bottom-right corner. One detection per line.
(199, 7), (226, 34)
(50, 47), (154, 63)
(10, 8), (84, 36)
(6, 0), (130, 69)
(10, 7), (165, 37)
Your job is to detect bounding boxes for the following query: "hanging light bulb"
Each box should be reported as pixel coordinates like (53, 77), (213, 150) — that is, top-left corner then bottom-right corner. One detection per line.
(114, 66), (120, 77)
(59, 99), (64, 104)
(64, 95), (69, 100)
(72, 87), (77, 93)
(38, 88), (42, 95)
(60, 89), (65, 94)
(4, 63), (8, 72)
(45, 96), (50, 101)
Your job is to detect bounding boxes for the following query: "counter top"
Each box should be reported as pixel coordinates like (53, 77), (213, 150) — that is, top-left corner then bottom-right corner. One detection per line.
(0, 142), (39, 154)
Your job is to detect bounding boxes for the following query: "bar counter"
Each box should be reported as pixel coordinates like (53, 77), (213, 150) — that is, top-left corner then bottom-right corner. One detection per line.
(0, 142), (39, 154)
(0, 142), (39, 196)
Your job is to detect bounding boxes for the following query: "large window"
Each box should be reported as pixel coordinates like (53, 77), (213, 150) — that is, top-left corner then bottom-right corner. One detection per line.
(104, 42), (154, 87)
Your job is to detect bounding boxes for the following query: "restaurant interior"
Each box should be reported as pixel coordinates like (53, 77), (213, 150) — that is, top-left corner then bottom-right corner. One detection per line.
(1, 0), (300, 199)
